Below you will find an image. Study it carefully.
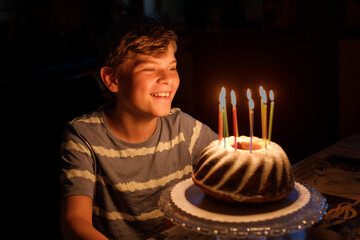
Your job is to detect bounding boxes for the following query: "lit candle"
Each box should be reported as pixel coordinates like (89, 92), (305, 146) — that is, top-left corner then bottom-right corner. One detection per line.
(219, 87), (226, 145)
(247, 89), (254, 153)
(231, 90), (238, 150)
(259, 86), (267, 148)
(268, 90), (275, 143)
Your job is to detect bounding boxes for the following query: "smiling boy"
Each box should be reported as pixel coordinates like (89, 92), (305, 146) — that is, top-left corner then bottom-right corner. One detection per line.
(59, 16), (217, 240)
(101, 43), (179, 143)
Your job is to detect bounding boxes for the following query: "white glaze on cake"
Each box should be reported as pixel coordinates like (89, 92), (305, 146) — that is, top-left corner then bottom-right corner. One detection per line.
(192, 136), (294, 203)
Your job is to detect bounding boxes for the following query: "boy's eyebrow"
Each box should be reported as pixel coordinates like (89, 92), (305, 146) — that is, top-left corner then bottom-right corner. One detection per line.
(135, 59), (177, 65)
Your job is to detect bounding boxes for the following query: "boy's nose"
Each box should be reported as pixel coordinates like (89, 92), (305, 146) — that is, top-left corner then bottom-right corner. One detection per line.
(159, 78), (170, 84)
(157, 71), (172, 84)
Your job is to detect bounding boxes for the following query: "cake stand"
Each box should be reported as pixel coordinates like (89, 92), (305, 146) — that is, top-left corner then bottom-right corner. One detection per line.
(159, 178), (328, 239)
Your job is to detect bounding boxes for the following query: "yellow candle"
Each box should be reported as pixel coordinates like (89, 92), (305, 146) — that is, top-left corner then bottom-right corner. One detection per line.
(263, 99), (267, 148)
(247, 89), (254, 153)
(268, 90), (275, 143)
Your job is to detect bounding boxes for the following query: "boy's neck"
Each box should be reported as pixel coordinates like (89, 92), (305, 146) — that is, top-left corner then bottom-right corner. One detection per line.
(104, 107), (158, 143)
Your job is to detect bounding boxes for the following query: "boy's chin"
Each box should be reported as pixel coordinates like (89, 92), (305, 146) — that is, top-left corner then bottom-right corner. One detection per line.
(154, 107), (172, 117)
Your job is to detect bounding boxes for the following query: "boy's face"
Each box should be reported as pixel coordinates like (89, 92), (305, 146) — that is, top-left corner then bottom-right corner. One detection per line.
(116, 44), (179, 119)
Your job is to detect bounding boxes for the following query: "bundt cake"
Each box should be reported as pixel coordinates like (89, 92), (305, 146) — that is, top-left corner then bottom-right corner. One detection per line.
(192, 136), (294, 203)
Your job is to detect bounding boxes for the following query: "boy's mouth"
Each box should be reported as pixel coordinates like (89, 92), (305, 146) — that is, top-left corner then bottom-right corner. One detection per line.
(150, 92), (171, 98)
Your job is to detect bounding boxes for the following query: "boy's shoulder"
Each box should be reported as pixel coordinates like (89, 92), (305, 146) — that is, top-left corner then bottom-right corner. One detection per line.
(166, 108), (217, 145)
(169, 107), (181, 115)
(68, 110), (103, 127)
(62, 110), (104, 141)
(167, 107), (195, 122)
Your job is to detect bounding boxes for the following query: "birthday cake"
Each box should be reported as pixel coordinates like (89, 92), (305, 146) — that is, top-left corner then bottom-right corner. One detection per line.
(192, 136), (294, 203)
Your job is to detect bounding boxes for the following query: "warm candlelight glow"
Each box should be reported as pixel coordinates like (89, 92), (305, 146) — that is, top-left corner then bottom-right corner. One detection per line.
(247, 88), (252, 101)
(259, 86), (264, 115)
(220, 87), (226, 108)
(219, 87), (228, 147)
(249, 98), (254, 110)
(218, 86), (275, 150)
(231, 90), (236, 108)
(260, 88), (267, 104)
(269, 90), (274, 101)
(218, 87), (225, 144)
(259, 86), (264, 100)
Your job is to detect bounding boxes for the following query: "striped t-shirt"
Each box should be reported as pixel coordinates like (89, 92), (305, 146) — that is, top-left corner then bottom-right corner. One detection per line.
(60, 107), (217, 239)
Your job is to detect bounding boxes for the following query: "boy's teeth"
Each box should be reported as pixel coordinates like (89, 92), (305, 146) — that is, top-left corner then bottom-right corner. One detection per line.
(152, 92), (170, 97)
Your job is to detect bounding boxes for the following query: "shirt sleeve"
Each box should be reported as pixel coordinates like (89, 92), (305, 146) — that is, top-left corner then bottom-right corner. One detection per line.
(60, 124), (96, 199)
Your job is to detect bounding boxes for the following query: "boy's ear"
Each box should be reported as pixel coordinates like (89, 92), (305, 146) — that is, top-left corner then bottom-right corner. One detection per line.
(100, 66), (119, 93)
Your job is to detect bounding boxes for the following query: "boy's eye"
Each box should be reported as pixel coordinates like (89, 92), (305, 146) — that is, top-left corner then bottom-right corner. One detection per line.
(143, 68), (155, 71)
(169, 67), (177, 71)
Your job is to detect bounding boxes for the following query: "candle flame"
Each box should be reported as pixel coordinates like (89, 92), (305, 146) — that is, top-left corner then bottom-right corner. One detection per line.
(230, 90), (236, 107)
(249, 99), (254, 110)
(220, 87), (226, 108)
(247, 89), (252, 100)
(262, 92), (267, 103)
(270, 90), (274, 101)
(260, 86), (267, 103)
(259, 86), (264, 96)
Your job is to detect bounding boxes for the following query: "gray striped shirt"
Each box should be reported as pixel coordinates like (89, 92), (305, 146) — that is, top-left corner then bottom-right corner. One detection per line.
(60, 107), (217, 239)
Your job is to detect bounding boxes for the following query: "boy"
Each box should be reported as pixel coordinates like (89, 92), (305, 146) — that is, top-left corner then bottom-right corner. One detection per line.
(59, 16), (217, 240)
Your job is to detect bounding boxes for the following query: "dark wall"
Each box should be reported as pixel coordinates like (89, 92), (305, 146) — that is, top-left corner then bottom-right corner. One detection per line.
(2, 73), (104, 238)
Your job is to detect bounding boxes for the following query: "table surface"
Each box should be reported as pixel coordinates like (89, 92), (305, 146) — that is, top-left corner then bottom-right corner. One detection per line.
(149, 133), (360, 240)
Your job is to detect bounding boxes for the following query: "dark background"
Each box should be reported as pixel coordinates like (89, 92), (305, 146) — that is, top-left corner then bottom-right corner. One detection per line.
(1, 0), (360, 238)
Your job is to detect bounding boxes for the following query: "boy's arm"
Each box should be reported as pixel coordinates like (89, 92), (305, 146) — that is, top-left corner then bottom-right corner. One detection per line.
(60, 195), (108, 240)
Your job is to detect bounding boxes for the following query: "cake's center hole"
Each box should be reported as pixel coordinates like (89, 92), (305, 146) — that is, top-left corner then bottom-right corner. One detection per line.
(234, 141), (262, 150)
